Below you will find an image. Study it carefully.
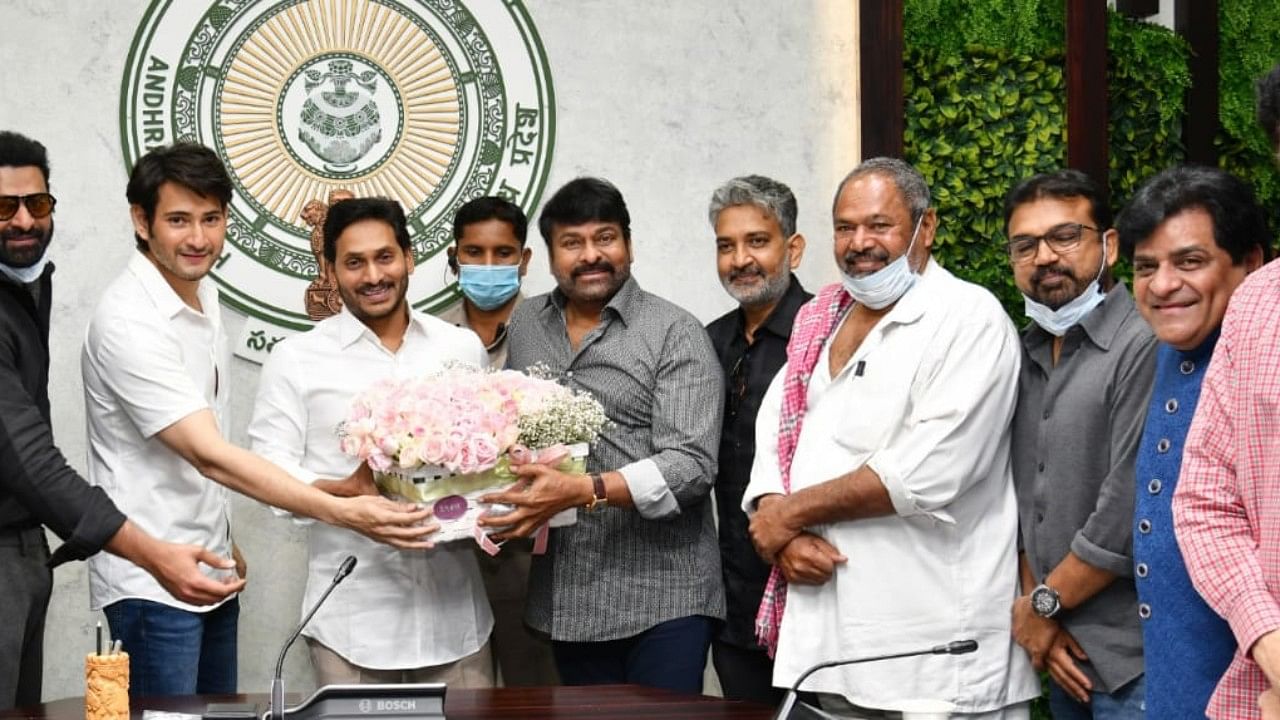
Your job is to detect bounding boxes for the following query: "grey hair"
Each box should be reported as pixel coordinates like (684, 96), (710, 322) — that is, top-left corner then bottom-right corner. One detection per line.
(832, 157), (931, 224)
(708, 175), (798, 238)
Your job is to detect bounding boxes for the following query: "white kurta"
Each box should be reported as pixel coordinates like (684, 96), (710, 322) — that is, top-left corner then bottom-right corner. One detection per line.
(248, 307), (494, 670)
(744, 261), (1039, 713)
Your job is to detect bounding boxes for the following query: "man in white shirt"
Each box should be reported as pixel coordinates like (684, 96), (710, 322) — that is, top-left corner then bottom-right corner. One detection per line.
(742, 157), (1038, 718)
(249, 196), (494, 686)
(82, 145), (435, 696)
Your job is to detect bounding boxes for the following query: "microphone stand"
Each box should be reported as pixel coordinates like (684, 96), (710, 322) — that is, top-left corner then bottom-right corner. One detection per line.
(771, 639), (978, 720)
(271, 555), (357, 720)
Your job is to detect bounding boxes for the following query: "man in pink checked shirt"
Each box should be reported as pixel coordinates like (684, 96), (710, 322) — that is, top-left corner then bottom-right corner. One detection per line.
(1173, 61), (1280, 720)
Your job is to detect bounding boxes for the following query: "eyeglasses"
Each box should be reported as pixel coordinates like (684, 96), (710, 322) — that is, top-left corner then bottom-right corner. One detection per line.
(0, 193), (57, 221)
(1005, 223), (1099, 264)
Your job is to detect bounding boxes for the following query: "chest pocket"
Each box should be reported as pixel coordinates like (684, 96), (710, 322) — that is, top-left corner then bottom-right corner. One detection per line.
(829, 360), (914, 455)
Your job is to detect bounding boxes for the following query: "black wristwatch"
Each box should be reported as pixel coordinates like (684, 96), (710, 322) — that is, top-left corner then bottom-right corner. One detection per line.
(1030, 583), (1062, 618)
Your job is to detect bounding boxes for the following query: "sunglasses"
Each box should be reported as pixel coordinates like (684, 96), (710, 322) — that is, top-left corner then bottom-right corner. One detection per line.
(0, 193), (57, 221)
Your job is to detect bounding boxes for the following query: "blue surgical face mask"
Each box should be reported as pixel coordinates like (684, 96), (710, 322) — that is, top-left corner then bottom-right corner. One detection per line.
(1022, 235), (1108, 336)
(0, 253), (51, 285)
(840, 214), (924, 310)
(458, 264), (520, 311)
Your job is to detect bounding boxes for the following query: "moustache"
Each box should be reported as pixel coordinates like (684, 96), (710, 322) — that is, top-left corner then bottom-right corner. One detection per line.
(572, 261), (615, 278)
(728, 265), (765, 283)
(356, 282), (394, 295)
(842, 248), (890, 266)
(1031, 264), (1077, 286)
(0, 228), (46, 243)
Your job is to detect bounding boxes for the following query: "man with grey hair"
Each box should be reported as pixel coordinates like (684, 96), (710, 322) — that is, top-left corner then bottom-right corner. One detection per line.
(704, 175), (810, 704)
(743, 157), (1038, 716)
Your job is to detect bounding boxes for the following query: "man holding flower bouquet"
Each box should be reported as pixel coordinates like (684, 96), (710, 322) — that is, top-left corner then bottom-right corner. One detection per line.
(485, 177), (726, 694)
(248, 197), (495, 686)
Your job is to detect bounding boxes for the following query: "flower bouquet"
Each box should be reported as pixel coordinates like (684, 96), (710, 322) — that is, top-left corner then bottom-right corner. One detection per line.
(339, 365), (608, 548)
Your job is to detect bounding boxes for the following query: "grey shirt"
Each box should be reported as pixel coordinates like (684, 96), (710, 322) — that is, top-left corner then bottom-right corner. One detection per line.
(1012, 282), (1156, 693)
(506, 276), (726, 641)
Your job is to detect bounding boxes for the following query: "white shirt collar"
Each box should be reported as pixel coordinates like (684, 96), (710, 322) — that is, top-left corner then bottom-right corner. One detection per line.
(334, 304), (431, 350)
(126, 251), (215, 320)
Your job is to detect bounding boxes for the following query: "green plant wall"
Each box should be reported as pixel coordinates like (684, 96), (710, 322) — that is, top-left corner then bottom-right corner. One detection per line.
(1218, 0), (1280, 229)
(903, 9), (1190, 321)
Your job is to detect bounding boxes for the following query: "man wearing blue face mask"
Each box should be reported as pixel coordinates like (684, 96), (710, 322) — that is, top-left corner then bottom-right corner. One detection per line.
(744, 158), (1038, 717)
(439, 196), (558, 687)
(440, 197), (531, 370)
(1004, 170), (1156, 720)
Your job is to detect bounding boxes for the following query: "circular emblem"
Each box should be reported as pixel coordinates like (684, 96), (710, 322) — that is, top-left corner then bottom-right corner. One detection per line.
(120, 0), (554, 332)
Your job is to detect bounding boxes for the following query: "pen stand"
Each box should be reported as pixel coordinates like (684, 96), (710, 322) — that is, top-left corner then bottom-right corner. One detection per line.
(85, 652), (130, 720)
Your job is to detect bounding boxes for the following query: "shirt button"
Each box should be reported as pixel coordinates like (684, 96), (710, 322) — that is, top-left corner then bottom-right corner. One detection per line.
(1136, 562), (1149, 578)
(1165, 398), (1179, 414)
(566, 370), (574, 378)
(1042, 408), (1050, 420)
(1180, 360), (1195, 375)
(1138, 603), (1152, 619)
(1038, 462), (1045, 472)
(1157, 438), (1171, 453)
(1036, 512), (1045, 523)
(1148, 479), (1162, 494)
(1138, 519), (1152, 534)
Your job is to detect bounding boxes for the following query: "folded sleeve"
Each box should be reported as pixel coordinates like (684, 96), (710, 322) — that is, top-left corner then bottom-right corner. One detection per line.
(868, 309), (1021, 523)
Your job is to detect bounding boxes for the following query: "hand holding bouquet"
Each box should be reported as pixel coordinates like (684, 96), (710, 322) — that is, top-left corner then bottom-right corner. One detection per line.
(339, 364), (608, 548)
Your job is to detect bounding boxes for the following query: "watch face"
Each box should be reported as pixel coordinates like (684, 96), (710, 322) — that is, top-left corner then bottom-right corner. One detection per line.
(1032, 587), (1058, 616)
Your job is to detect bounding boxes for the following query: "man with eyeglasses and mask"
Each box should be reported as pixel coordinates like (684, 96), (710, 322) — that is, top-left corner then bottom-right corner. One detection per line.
(0, 131), (246, 710)
(1004, 169), (1156, 720)
(743, 157), (1038, 717)
(703, 175), (810, 704)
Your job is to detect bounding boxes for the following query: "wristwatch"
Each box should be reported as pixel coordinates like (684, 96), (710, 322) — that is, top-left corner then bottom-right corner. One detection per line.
(584, 473), (608, 512)
(1030, 583), (1062, 618)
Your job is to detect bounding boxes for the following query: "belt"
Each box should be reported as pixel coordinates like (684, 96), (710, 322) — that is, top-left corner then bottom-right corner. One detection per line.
(0, 526), (48, 555)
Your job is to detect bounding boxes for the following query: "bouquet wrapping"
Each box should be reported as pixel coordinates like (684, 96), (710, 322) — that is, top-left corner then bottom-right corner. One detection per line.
(340, 365), (609, 547)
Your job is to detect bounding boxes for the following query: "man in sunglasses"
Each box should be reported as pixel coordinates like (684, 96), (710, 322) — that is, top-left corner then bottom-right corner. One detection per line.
(703, 175), (810, 705)
(1004, 169), (1156, 719)
(0, 131), (247, 711)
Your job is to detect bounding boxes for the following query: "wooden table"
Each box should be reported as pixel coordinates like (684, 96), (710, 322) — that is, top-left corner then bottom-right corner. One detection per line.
(2, 685), (776, 719)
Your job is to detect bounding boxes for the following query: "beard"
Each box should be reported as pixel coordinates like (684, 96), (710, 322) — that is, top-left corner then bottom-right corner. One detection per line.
(0, 220), (53, 268)
(337, 277), (409, 323)
(1027, 262), (1089, 310)
(721, 255), (792, 307)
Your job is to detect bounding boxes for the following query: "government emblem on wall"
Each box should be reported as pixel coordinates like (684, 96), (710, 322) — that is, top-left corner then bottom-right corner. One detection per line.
(120, 0), (555, 362)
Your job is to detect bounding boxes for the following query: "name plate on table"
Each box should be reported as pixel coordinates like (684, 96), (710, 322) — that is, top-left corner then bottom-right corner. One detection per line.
(266, 684), (445, 719)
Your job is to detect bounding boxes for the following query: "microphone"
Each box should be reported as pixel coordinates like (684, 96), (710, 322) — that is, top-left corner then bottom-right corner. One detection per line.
(271, 555), (357, 720)
(771, 639), (978, 720)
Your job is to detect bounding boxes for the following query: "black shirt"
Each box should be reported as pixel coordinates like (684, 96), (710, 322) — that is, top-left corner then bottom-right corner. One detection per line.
(705, 277), (812, 649)
(0, 266), (126, 565)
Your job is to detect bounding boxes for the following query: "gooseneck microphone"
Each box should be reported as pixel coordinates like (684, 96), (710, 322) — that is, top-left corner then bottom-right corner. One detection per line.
(271, 555), (357, 720)
(771, 639), (978, 720)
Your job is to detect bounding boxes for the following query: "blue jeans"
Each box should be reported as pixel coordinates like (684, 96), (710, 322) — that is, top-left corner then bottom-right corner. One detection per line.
(553, 615), (713, 695)
(1049, 674), (1145, 720)
(102, 598), (239, 696)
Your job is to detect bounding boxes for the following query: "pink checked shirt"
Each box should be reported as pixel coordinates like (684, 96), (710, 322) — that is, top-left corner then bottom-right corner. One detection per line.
(1175, 259), (1280, 719)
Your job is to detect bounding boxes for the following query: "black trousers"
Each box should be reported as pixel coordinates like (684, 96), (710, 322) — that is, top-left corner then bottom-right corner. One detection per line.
(712, 638), (786, 706)
(0, 527), (52, 711)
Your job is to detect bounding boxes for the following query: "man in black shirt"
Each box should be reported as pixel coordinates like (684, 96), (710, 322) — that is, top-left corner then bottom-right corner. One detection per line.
(0, 131), (243, 709)
(704, 175), (811, 704)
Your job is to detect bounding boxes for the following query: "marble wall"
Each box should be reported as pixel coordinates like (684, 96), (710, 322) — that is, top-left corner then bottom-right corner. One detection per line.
(0, 0), (857, 699)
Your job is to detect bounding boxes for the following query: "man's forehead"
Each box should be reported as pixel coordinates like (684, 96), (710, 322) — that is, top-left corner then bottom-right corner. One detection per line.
(715, 204), (783, 235)
(836, 174), (909, 216)
(553, 220), (622, 236)
(1008, 195), (1094, 231)
(0, 165), (48, 193)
